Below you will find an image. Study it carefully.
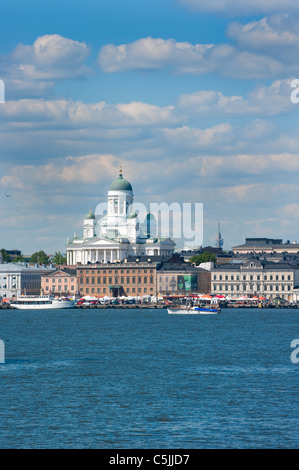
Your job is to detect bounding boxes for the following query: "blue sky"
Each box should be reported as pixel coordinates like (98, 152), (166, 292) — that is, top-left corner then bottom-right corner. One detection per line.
(1, 0), (299, 254)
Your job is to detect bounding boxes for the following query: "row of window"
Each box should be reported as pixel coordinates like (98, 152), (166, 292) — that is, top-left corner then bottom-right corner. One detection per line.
(213, 273), (292, 281)
(79, 269), (154, 275)
(83, 287), (154, 294)
(45, 285), (75, 291)
(213, 284), (292, 292)
(80, 276), (154, 285)
(45, 278), (75, 283)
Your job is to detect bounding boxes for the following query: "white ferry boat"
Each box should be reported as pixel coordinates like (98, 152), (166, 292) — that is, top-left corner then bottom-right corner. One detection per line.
(10, 294), (76, 310)
(167, 306), (220, 315)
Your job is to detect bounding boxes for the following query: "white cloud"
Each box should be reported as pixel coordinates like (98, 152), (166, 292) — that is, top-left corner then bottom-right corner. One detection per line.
(228, 15), (299, 63)
(0, 98), (179, 128)
(98, 36), (292, 79)
(177, 80), (295, 116)
(0, 34), (92, 98)
(178, 0), (299, 15)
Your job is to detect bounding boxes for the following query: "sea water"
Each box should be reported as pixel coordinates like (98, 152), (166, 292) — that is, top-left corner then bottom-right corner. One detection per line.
(0, 307), (298, 449)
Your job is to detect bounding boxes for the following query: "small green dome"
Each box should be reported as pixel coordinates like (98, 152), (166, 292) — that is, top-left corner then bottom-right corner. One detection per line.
(128, 211), (137, 219)
(109, 170), (132, 192)
(86, 208), (96, 219)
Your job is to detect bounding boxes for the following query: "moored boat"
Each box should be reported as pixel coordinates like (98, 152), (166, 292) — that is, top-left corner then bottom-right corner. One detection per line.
(167, 305), (220, 314)
(10, 294), (76, 310)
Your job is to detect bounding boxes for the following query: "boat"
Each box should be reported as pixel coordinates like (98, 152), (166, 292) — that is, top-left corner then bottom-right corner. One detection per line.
(167, 305), (220, 315)
(10, 294), (76, 310)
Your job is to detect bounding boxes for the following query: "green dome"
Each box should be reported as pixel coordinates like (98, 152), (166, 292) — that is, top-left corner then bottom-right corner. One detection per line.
(109, 172), (132, 192)
(85, 208), (96, 219)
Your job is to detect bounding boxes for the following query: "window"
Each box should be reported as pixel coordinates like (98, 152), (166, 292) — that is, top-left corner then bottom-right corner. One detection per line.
(126, 277), (130, 284)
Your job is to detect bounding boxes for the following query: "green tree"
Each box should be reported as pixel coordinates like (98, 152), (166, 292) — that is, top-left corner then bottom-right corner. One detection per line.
(14, 255), (24, 263)
(189, 252), (216, 266)
(1, 249), (12, 263)
(30, 250), (49, 265)
(51, 252), (67, 265)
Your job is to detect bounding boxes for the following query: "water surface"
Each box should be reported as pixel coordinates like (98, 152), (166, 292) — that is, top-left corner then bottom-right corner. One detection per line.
(0, 308), (298, 448)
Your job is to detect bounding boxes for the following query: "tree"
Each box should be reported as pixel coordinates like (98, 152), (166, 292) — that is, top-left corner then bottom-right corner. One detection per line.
(13, 255), (24, 263)
(51, 252), (67, 265)
(1, 249), (12, 263)
(189, 252), (216, 266)
(30, 250), (49, 265)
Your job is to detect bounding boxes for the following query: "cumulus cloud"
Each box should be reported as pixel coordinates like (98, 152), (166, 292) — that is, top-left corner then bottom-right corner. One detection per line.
(98, 36), (294, 79)
(177, 80), (295, 116)
(0, 34), (92, 98)
(178, 0), (299, 15)
(228, 15), (299, 64)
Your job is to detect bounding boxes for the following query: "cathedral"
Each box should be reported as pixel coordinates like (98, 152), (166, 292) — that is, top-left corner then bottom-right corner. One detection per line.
(66, 169), (175, 265)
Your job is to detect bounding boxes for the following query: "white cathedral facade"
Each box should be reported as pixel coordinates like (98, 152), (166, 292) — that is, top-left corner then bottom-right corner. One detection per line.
(66, 169), (175, 265)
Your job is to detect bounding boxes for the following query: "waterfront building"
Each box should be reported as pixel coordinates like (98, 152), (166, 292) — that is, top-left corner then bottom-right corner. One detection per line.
(77, 259), (159, 298)
(233, 237), (299, 254)
(157, 264), (211, 296)
(211, 258), (299, 300)
(66, 169), (175, 265)
(0, 263), (55, 299)
(41, 268), (78, 297)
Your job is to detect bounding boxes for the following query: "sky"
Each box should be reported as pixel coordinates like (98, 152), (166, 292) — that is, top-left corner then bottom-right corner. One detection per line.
(1, 0), (299, 255)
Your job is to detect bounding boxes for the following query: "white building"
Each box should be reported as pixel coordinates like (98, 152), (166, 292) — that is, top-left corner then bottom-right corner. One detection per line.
(66, 169), (175, 265)
(0, 263), (55, 299)
(211, 258), (299, 300)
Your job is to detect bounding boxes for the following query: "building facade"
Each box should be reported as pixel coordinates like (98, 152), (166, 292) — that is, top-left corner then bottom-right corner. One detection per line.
(66, 169), (175, 265)
(0, 263), (55, 298)
(211, 258), (299, 300)
(41, 268), (78, 297)
(77, 260), (159, 298)
(157, 266), (211, 296)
